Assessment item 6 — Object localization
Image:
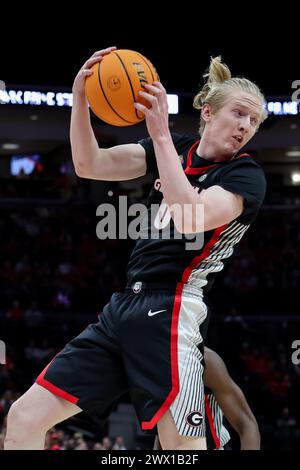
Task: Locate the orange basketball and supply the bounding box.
[85,49,159,127]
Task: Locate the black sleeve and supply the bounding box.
[216,161,267,224]
[138,133,194,175]
[137,136,156,174]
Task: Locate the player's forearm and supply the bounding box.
[240,421,261,450]
[152,135,203,232]
[70,93,100,177]
[153,135,195,204]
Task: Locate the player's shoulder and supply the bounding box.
[204,349,231,391]
[169,133,198,162]
[227,153,263,169]
[170,132,197,147]
[218,153,266,183]
[205,347,226,369]
[138,132,195,152]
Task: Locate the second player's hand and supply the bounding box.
[134,82,170,141]
[72,46,117,97]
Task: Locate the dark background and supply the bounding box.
[1,9,298,97]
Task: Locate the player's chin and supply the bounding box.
[223,141,238,157]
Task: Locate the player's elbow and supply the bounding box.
[203,203,241,231]
[74,161,90,178]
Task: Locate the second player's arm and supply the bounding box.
[204,349,261,450]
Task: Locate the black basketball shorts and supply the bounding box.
[36,282,208,437]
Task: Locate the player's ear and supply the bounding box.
[201,104,212,123]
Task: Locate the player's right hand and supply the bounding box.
[72,47,117,96]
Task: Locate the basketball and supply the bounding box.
[85,49,159,127]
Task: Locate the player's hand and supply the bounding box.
[134,82,170,141]
[72,47,117,97]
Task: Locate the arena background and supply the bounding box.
[0,13,299,451]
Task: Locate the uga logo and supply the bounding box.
[186,411,203,427]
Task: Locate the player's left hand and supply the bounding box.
[134,82,170,141]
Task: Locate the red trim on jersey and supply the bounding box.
[181,224,228,284]
[184,140,250,175]
[235,153,250,159]
[141,283,183,430]
[205,395,221,449]
[185,165,218,176]
[186,140,200,169]
[36,361,79,405]
[185,139,219,176]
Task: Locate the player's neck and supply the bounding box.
[196,136,234,163]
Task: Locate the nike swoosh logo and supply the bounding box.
[148,309,166,317]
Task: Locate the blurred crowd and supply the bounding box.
[210,315,300,449]
[0,205,132,313]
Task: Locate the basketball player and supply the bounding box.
[4,47,267,450]
[154,347,261,450]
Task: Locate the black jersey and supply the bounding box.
[126,133,266,293]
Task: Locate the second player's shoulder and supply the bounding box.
[205,347,226,370]
[204,348,232,390]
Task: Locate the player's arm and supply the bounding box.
[70,47,147,181]
[153,136,243,233]
[135,83,243,232]
[72,133,146,182]
[195,185,243,231]
[204,348,261,450]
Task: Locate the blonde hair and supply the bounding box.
[193,56,268,135]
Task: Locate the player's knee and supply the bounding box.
[6,399,49,436]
